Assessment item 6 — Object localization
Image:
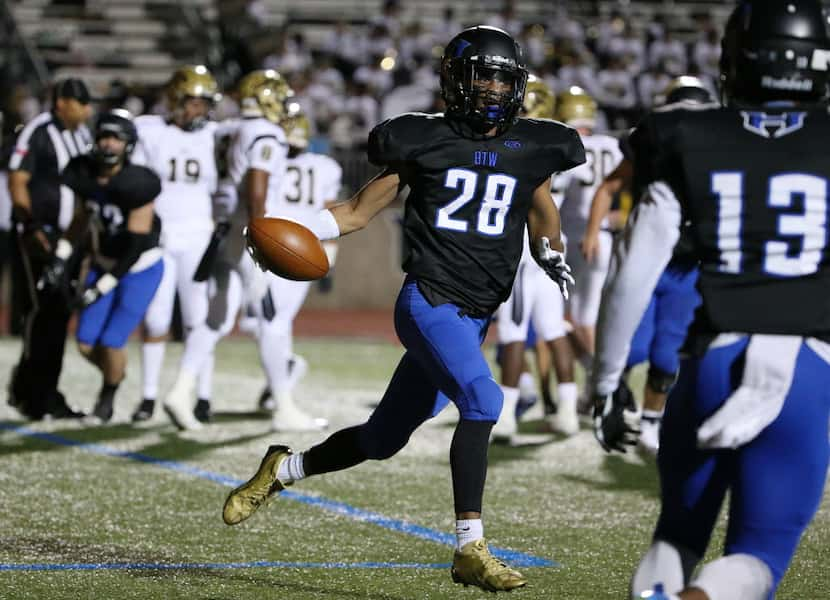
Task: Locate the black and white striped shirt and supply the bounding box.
[9,111,92,230]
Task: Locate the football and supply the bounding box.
[247,217,330,281]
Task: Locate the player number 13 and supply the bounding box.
[437,169,516,236]
[713,172,827,276]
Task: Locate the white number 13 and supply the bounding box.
[713,172,827,276]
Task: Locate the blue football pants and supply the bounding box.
[627,265,700,374]
[655,336,830,593]
[357,279,502,459]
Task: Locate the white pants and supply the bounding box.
[567,230,612,328]
[497,260,567,344]
[144,227,213,336]
[180,248,312,395]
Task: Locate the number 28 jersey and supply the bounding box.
[132,115,218,234]
[369,113,585,316]
[630,106,830,341]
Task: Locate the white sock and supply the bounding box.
[556,382,578,411]
[517,371,536,400]
[690,554,773,600]
[142,341,166,399]
[276,451,306,483]
[631,540,685,597]
[197,350,214,400]
[455,518,483,550]
[501,385,519,411]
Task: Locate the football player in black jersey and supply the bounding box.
[591,2,830,599]
[223,26,585,591]
[43,109,163,423]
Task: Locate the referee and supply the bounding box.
[7,78,92,419]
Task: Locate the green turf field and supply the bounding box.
[0,336,828,599]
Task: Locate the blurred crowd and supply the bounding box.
[1,1,724,156]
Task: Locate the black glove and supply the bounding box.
[593,387,640,453]
[37,256,68,293]
[194,221,231,282]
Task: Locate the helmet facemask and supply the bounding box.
[442,57,527,135]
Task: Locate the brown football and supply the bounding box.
[247,217,330,281]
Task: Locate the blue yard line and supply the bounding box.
[0,424,556,569]
[0,560,452,572]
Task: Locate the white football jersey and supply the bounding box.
[226,117,288,216]
[553,133,623,237]
[273,152,343,223]
[132,115,219,233]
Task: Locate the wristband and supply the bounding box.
[307,209,340,241]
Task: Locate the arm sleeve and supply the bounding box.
[592,181,682,396]
[108,232,155,279]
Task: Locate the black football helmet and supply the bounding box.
[440,26,528,135]
[720,0,830,106]
[93,108,137,166]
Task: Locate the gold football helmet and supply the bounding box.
[167,65,220,107]
[281,110,311,151]
[522,74,555,119]
[238,69,294,124]
[555,86,597,129]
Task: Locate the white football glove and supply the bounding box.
[536,237,575,300]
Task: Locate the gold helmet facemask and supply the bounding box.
[522,74,555,119]
[238,69,294,124]
[167,65,220,131]
[281,110,311,152]
[555,86,598,130]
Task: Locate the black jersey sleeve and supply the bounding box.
[529,120,586,180]
[111,165,162,210]
[367,114,424,168]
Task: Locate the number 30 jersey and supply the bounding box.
[629,105,830,341]
[369,113,585,316]
[554,133,623,238]
[132,115,218,235]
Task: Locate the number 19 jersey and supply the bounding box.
[132,115,218,235]
[629,105,830,342]
[369,113,585,316]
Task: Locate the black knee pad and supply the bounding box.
[647,366,677,394]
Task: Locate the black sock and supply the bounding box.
[99,382,120,404]
[450,419,493,515]
[303,426,368,477]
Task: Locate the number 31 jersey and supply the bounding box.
[132,115,218,234]
[273,152,342,222]
[369,113,585,316]
[630,106,830,341]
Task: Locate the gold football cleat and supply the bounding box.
[451,538,527,592]
[222,445,292,525]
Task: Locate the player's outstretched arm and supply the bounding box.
[582,158,632,261]
[591,182,680,452]
[325,169,403,237]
